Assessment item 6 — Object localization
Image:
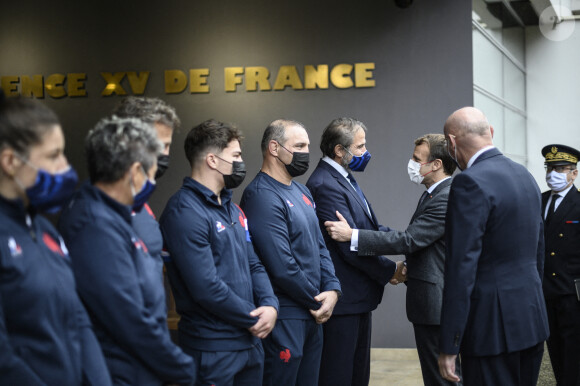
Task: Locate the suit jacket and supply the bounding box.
[358,178,452,325]
[439,148,549,357]
[542,185,580,299]
[306,159,397,315]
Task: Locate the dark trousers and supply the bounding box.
[187,343,264,386]
[262,318,322,386]
[546,295,580,386]
[461,342,544,386]
[318,313,372,386]
[413,324,461,386]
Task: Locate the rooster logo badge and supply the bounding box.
[279,348,291,363]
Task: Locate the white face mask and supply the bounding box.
[546,170,570,192]
[407,159,433,185]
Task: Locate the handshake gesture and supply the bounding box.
[324,210,407,285]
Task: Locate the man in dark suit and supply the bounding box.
[306,117,402,386]
[540,144,580,385]
[438,107,549,385]
[325,133,461,386]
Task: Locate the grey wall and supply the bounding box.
[526,26,580,189]
[0,0,472,348]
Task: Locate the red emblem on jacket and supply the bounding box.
[280,348,291,363]
[302,194,313,207]
[43,232,64,257]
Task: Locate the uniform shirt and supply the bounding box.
[241,171,341,319]
[0,195,110,386]
[159,177,278,352]
[59,182,195,386]
[132,203,163,260]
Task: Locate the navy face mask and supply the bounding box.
[25,166,79,213]
[132,166,156,212]
[346,149,372,172]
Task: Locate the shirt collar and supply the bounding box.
[427,176,452,194]
[467,145,495,169]
[183,177,232,206]
[322,156,349,179]
[552,183,573,198]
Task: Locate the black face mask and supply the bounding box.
[278,143,310,177]
[216,155,247,189]
[155,154,170,179]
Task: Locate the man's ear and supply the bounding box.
[432,158,443,172]
[0,148,22,177]
[268,140,279,157]
[334,144,345,159]
[205,152,218,169]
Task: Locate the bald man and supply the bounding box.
[437,107,549,386]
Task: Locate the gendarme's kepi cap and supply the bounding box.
[542,144,580,165]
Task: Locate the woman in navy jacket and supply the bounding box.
[0,96,111,385]
[58,116,195,386]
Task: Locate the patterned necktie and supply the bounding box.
[545,194,560,226]
[347,173,366,204]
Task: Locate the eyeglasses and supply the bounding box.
[545,165,575,173]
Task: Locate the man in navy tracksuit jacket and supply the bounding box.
[59,117,195,386]
[241,119,341,386]
[160,119,279,385]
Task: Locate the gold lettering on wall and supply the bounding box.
[101,72,127,96]
[45,74,67,98]
[1,76,20,97]
[304,65,329,89]
[126,71,150,95]
[330,64,354,89]
[189,69,210,93]
[165,70,188,94]
[273,66,303,91]
[21,75,44,98]
[68,73,87,97]
[355,63,375,88]
[224,67,244,92]
[245,67,271,92]
[0,62,375,98]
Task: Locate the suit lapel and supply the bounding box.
[410,178,452,223]
[546,185,577,236]
[318,160,376,225]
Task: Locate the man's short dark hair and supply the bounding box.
[260,119,305,155]
[184,119,242,168]
[319,117,367,158]
[112,96,180,130]
[415,133,456,176]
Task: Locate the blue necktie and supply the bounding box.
[347,173,367,208]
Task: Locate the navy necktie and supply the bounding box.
[545,194,560,226]
[417,190,429,209]
[347,173,366,204]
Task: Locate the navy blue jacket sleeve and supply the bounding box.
[67,223,194,383]
[247,242,279,310]
[317,229,343,294]
[242,189,323,310]
[75,298,111,386]
[308,179,396,285]
[440,173,489,355]
[0,291,46,386]
[161,205,260,328]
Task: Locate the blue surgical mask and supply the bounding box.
[346,149,371,172]
[25,166,79,213]
[16,155,78,213]
[131,166,156,212]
